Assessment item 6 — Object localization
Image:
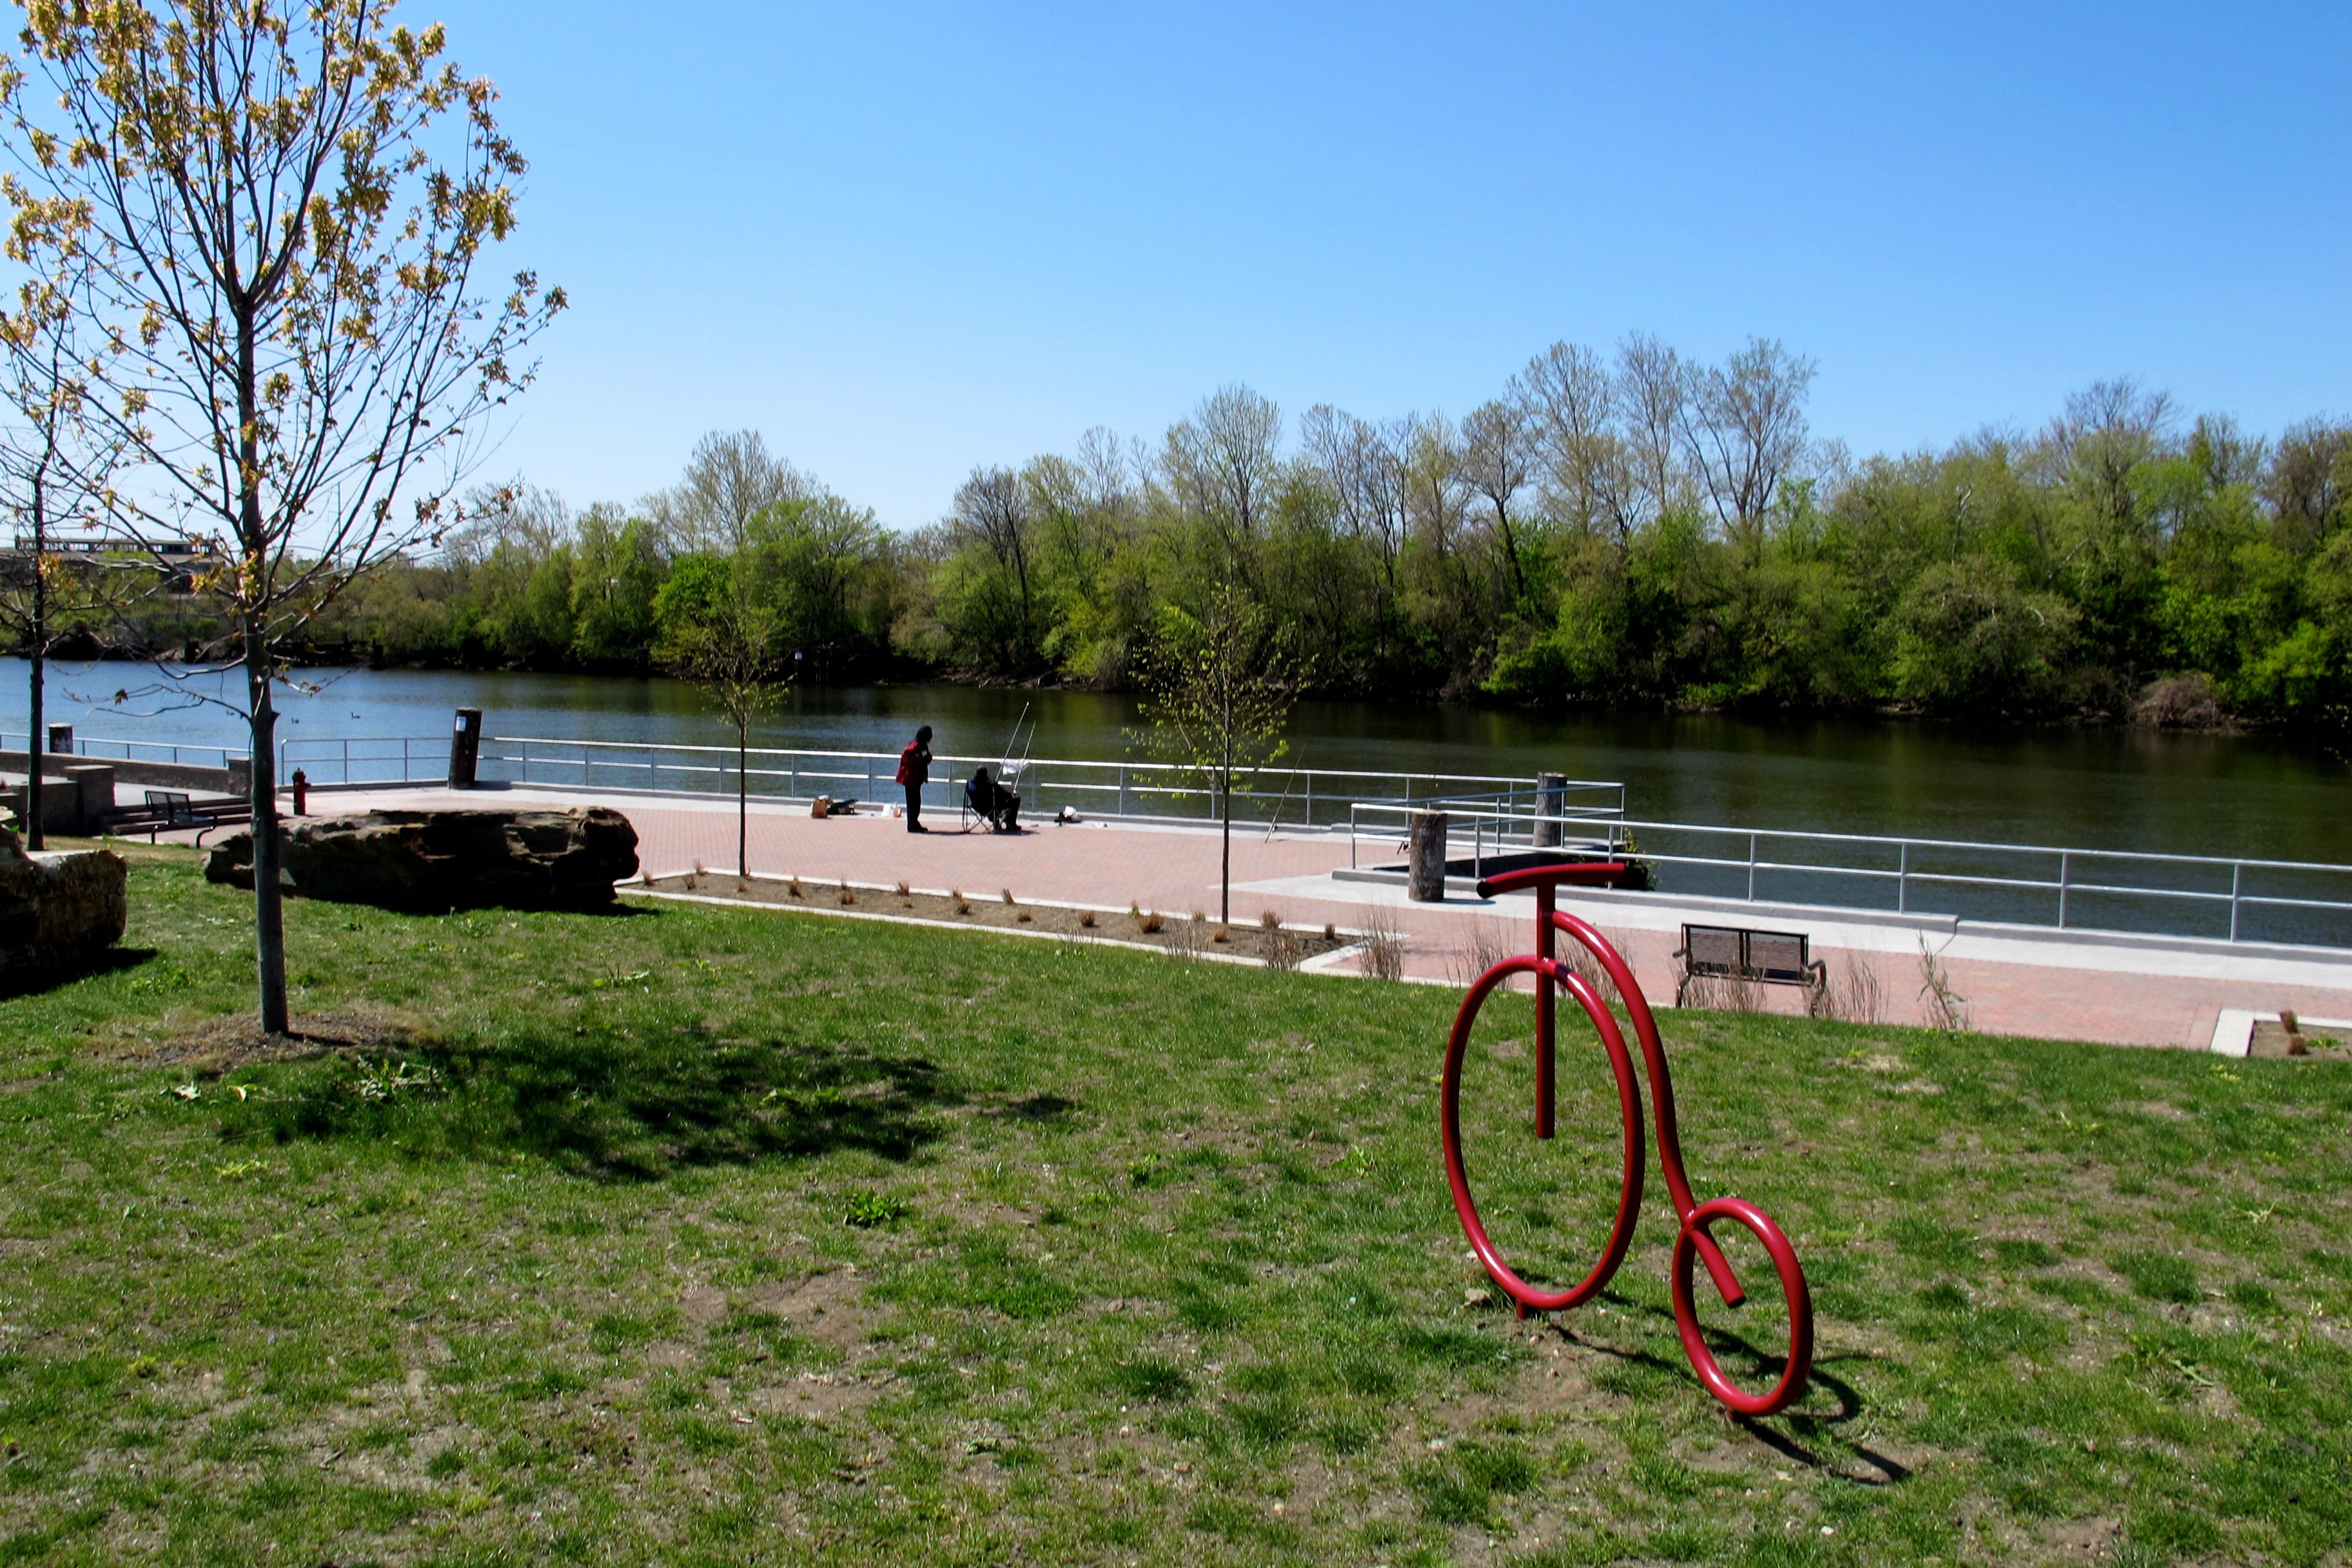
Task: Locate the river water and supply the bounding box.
[8,658,2346,868]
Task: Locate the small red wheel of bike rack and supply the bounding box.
[1669,1197,1814,1416]
[1442,955,1645,1315]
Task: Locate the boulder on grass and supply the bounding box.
[204,808,639,912]
[0,825,128,969]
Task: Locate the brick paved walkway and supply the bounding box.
[185,783,2352,1052]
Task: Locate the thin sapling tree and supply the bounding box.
[1132,582,1295,926]
[0,269,124,847]
[658,556,785,879]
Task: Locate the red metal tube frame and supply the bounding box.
[1438,862,1815,1416]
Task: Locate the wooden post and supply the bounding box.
[1408,810,1448,902]
[1535,772,1567,848]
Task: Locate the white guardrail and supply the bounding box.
[1346,799,2352,949]
[3,730,247,770]
[270,733,1628,833]
[23,727,2348,947]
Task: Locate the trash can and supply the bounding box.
[448,708,483,788]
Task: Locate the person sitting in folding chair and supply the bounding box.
[965,765,1020,832]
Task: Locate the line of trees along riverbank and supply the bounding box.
[186,338,2352,725]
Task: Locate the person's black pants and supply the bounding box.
[904,783,923,830]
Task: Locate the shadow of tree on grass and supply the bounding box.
[234,1019,959,1179]
[0,946,158,1000]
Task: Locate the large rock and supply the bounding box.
[204,808,640,912]
[0,825,128,969]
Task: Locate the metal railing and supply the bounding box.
[1357,776,1627,820]
[3,730,246,770]
[1348,799,1624,879]
[272,733,1625,834]
[274,734,442,786]
[21,727,2351,947]
[1346,799,2352,949]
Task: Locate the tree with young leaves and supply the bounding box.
[0,265,123,848]
[3,0,562,1031]
[655,556,783,880]
[1132,582,1293,926]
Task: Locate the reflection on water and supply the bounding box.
[5,659,2346,867]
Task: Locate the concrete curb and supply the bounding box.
[2208,1008,2352,1056]
[616,872,1398,979]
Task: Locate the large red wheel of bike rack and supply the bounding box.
[1669,1197,1814,1416]
[1442,956,1645,1314]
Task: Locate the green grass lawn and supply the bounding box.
[3,851,2349,1567]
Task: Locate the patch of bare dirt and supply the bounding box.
[747,1266,874,1353]
[634,873,1352,967]
[95,1006,433,1071]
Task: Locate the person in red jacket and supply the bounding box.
[896,725,934,832]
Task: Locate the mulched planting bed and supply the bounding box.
[634,870,1357,966]
[99,1006,433,1070]
[2249,1017,2350,1059]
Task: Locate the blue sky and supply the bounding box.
[433,1,2350,530]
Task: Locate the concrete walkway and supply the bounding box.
[179,783,2352,1052]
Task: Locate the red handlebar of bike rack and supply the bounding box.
[1474,862,1638,899]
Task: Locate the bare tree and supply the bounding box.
[437,481,571,573]
[1616,333,1696,526]
[1680,337,1819,548]
[1514,341,1633,540]
[1074,425,1148,522]
[1302,405,1410,596]
[1403,413,1471,564]
[949,464,1039,670]
[2266,418,2352,552]
[1459,398,1534,600]
[1302,404,1413,663]
[2043,378,2178,536]
[649,430,810,554]
[5,0,563,1032]
[1164,386,1281,580]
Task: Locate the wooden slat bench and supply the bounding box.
[1674,923,1827,1009]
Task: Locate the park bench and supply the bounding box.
[115,789,248,846]
[1674,923,1827,1009]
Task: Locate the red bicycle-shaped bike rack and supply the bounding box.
[1442,863,1814,1416]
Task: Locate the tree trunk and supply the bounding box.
[1496,503,1524,601]
[737,723,748,877]
[1219,776,1231,926]
[246,619,288,1034]
[25,646,43,852]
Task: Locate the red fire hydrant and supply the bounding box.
[291,769,309,817]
